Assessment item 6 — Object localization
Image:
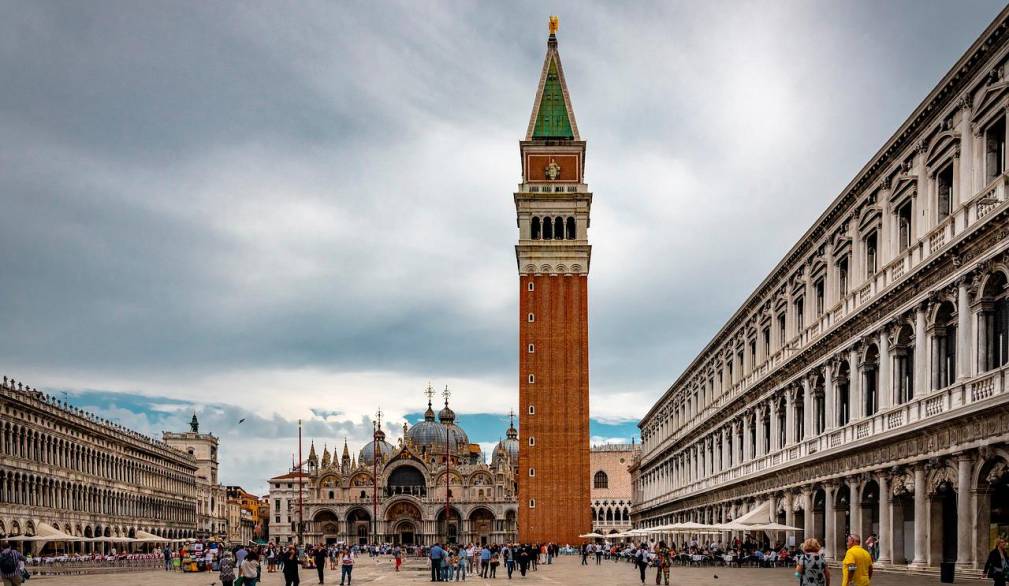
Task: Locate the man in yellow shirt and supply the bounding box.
[842,533,874,586]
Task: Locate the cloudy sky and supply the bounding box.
[1,1,1005,493]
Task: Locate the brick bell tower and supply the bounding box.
[515,16,592,545]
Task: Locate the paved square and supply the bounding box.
[27,556,982,585]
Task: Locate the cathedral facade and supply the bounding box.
[268,394,518,546]
[515,20,592,546]
[633,7,1009,575]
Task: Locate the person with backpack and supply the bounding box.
[0,542,26,586]
[634,543,650,584]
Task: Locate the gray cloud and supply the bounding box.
[2,1,1006,438]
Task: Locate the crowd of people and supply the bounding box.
[424,542,559,581]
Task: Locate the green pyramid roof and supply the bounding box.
[532,58,574,139]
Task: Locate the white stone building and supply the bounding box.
[0,377,198,552]
[163,414,228,540]
[633,7,1009,574]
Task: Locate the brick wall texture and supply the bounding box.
[517,273,591,545]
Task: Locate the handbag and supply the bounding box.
[235,577,245,586]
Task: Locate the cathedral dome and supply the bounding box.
[492,414,519,467]
[359,426,395,466]
[407,400,449,453]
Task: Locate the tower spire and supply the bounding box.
[526,18,578,141]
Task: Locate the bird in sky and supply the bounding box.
[238,418,246,424]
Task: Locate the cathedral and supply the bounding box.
[267,390,518,546]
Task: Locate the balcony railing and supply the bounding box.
[636,364,1008,508]
[641,174,1009,463]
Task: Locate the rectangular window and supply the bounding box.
[762,327,770,356]
[528,437,535,446]
[528,499,536,508]
[749,341,756,365]
[865,231,878,276]
[527,374,535,383]
[937,163,953,222]
[777,314,786,345]
[897,201,912,252]
[528,468,535,477]
[274,499,280,511]
[986,116,1006,183]
[814,278,825,315]
[795,297,805,331]
[528,405,535,415]
[528,343,535,353]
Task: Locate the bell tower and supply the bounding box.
[515,17,592,545]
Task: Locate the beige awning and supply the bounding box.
[733,500,771,525]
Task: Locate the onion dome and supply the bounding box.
[492,411,519,467]
[407,397,449,452]
[439,396,469,448]
[359,426,395,466]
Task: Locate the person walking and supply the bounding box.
[456,547,468,581]
[0,542,25,586]
[480,546,492,578]
[429,542,445,582]
[654,541,671,586]
[281,544,302,586]
[581,543,589,566]
[796,538,830,586]
[502,544,513,579]
[595,543,603,565]
[240,551,261,586]
[393,545,402,573]
[841,534,873,586]
[162,545,173,572]
[489,550,499,578]
[634,543,650,584]
[338,547,354,586]
[985,537,1009,586]
[313,544,328,584]
[219,550,236,586]
[517,545,530,577]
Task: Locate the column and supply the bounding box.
[802,379,813,440]
[879,328,892,410]
[914,303,928,399]
[849,346,862,421]
[824,483,836,559]
[956,452,973,567]
[742,413,752,461]
[755,405,766,456]
[802,487,814,541]
[785,388,796,445]
[958,277,972,380]
[722,428,730,470]
[878,471,892,565]
[850,477,864,546]
[958,98,973,207]
[770,399,781,452]
[912,465,927,567]
[824,362,836,431]
[784,492,795,547]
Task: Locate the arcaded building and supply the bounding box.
[0,377,198,551]
[634,7,1009,574]
[515,19,592,546]
[267,394,518,546]
[590,444,638,536]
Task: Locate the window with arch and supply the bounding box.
[554,217,564,239]
[528,468,535,477]
[531,217,541,240]
[527,313,535,322]
[528,343,535,353]
[528,499,536,508]
[527,374,535,384]
[594,470,609,489]
[542,217,553,240]
[528,405,535,415]
[528,437,535,446]
[566,216,576,239]
[527,282,535,292]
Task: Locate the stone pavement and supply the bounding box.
[28,555,984,585]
